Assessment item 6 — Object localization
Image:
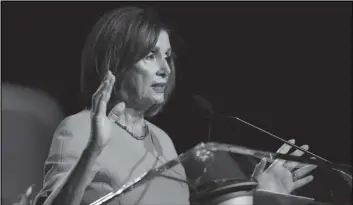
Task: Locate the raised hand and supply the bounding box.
[13,185,35,205]
[252,139,317,194]
[90,70,125,149]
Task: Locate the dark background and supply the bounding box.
[1,1,352,202]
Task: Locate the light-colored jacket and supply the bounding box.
[34,110,190,205]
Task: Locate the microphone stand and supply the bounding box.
[207,118,212,142]
[219,114,352,187]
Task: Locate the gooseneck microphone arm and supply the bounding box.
[193,94,337,165]
[221,114,352,184]
[192,94,351,185]
[222,114,334,164]
[192,95,214,142]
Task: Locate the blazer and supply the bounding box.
[34,110,190,205]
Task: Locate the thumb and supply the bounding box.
[108,102,125,122]
[25,185,34,197]
[21,185,34,203]
[252,158,267,180]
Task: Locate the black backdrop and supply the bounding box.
[2,2,352,165]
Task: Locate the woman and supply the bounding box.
[33,6,316,205]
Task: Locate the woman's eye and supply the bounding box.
[145,53,156,60]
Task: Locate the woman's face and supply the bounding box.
[121,30,172,108]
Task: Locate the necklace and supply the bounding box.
[115,120,150,140]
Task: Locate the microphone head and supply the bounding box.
[192,94,214,119]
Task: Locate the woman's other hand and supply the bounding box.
[13,185,35,205]
[90,70,124,149]
[252,139,317,194]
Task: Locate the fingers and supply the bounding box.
[283,144,309,171]
[290,144,309,157]
[108,101,126,122]
[104,72,115,101]
[269,139,295,168]
[293,164,317,180]
[92,70,116,117]
[293,175,314,190]
[276,139,295,154]
[25,185,33,197]
[92,81,109,117]
[17,185,35,205]
[17,195,28,205]
[252,158,267,179]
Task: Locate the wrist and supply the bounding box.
[86,140,105,157]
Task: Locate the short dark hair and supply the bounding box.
[80,6,176,117]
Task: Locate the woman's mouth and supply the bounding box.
[151,83,166,93]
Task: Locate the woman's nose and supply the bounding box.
[157,59,171,78]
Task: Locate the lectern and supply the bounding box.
[89,142,352,205]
